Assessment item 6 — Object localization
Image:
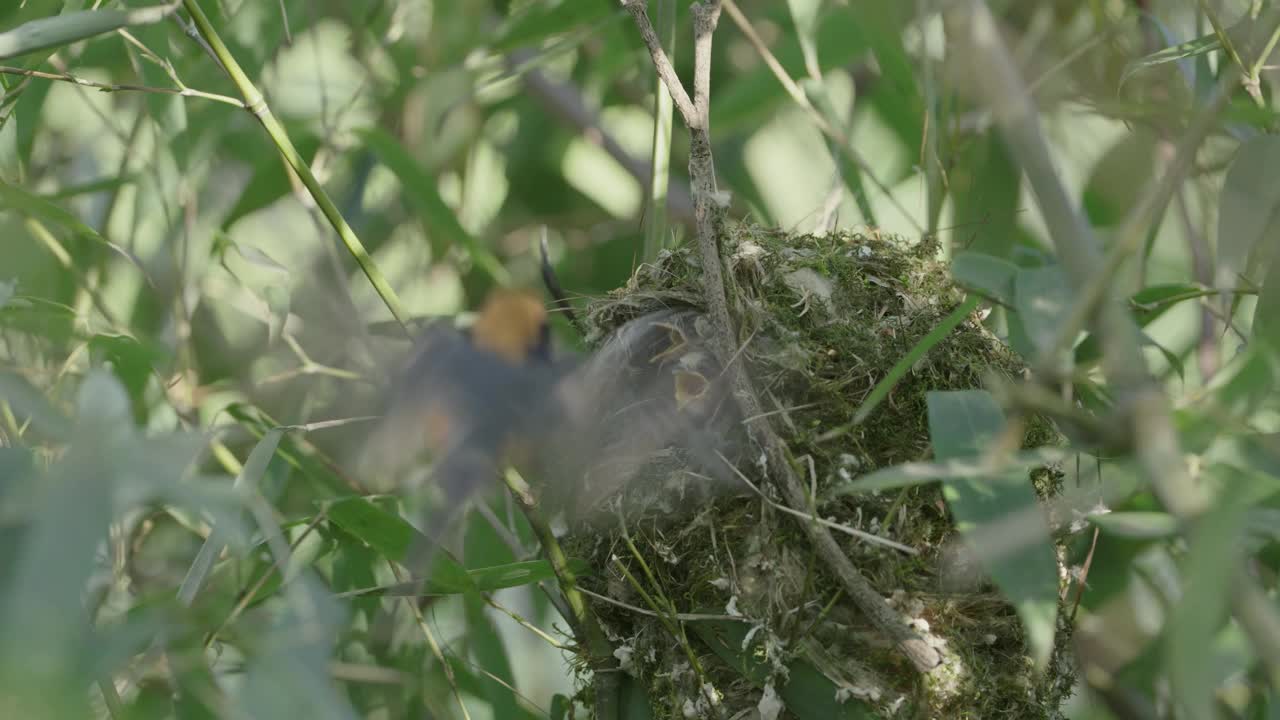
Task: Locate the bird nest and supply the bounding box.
[562,221,1075,719]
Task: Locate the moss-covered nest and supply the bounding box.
[563,221,1074,719]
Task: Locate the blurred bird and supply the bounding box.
[360,288,740,607]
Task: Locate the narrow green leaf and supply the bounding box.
[177,429,284,607]
[325,496,473,593]
[1216,136,1280,304]
[926,390,1059,670]
[1119,28,1225,87]
[1089,511,1179,539]
[786,0,823,77]
[830,447,1073,496]
[1168,472,1250,720]
[495,0,613,51]
[0,4,179,60]
[465,591,528,720]
[1253,247,1280,352]
[848,295,981,426]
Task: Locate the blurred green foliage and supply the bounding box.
[2,1,1280,718]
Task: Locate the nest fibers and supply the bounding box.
[563,222,1075,719]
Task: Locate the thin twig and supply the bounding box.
[0,65,243,106]
[620,0,698,126]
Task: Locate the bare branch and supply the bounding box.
[620,0,698,127]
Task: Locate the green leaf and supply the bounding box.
[0,369,72,439]
[926,390,1059,670]
[1254,247,1280,352]
[1089,511,1179,539]
[177,429,284,607]
[1168,471,1250,720]
[951,252,1017,305]
[465,591,529,720]
[950,135,1020,258]
[1216,136,1280,304]
[786,0,823,78]
[467,558,591,591]
[1119,28,1223,87]
[830,447,1073,495]
[325,496,473,593]
[1075,283,1218,366]
[1082,131,1157,227]
[849,294,981,426]
[357,127,509,284]
[0,5,179,60]
[619,675,655,720]
[1014,265,1072,357]
[495,0,614,51]
[88,333,169,423]
[690,618,874,719]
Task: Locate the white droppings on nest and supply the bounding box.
[783,267,835,314]
[835,681,881,704]
[733,240,766,262]
[613,644,636,675]
[757,683,784,720]
[725,596,742,617]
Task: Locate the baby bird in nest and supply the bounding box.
[360,288,739,587]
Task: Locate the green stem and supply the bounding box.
[502,470,620,719]
[180,0,410,332]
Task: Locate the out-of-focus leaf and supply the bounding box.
[1254,247,1280,352]
[357,127,508,284]
[1119,27,1225,87]
[235,577,359,720]
[495,0,614,51]
[1014,265,1072,358]
[690,617,874,719]
[926,390,1058,670]
[177,429,283,607]
[325,495,473,593]
[88,333,169,423]
[830,447,1073,495]
[949,135,1020,258]
[1082,131,1157,227]
[1217,136,1280,304]
[951,252,1017,305]
[0,372,126,717]
[786,0,823,77]
[1177,344,1278,452]
[0,5,178,60]
[1076,283,1215,366]
[1089,511,1178,539]
[464,591,529,720]
[713,8,869,133]
[850,3,922,160]
[1168,470,1249,720]
[337,558,590,597]
[0,178,147,275]
[0,370,72,439]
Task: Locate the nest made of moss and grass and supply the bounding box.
[563,221,1072,719]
